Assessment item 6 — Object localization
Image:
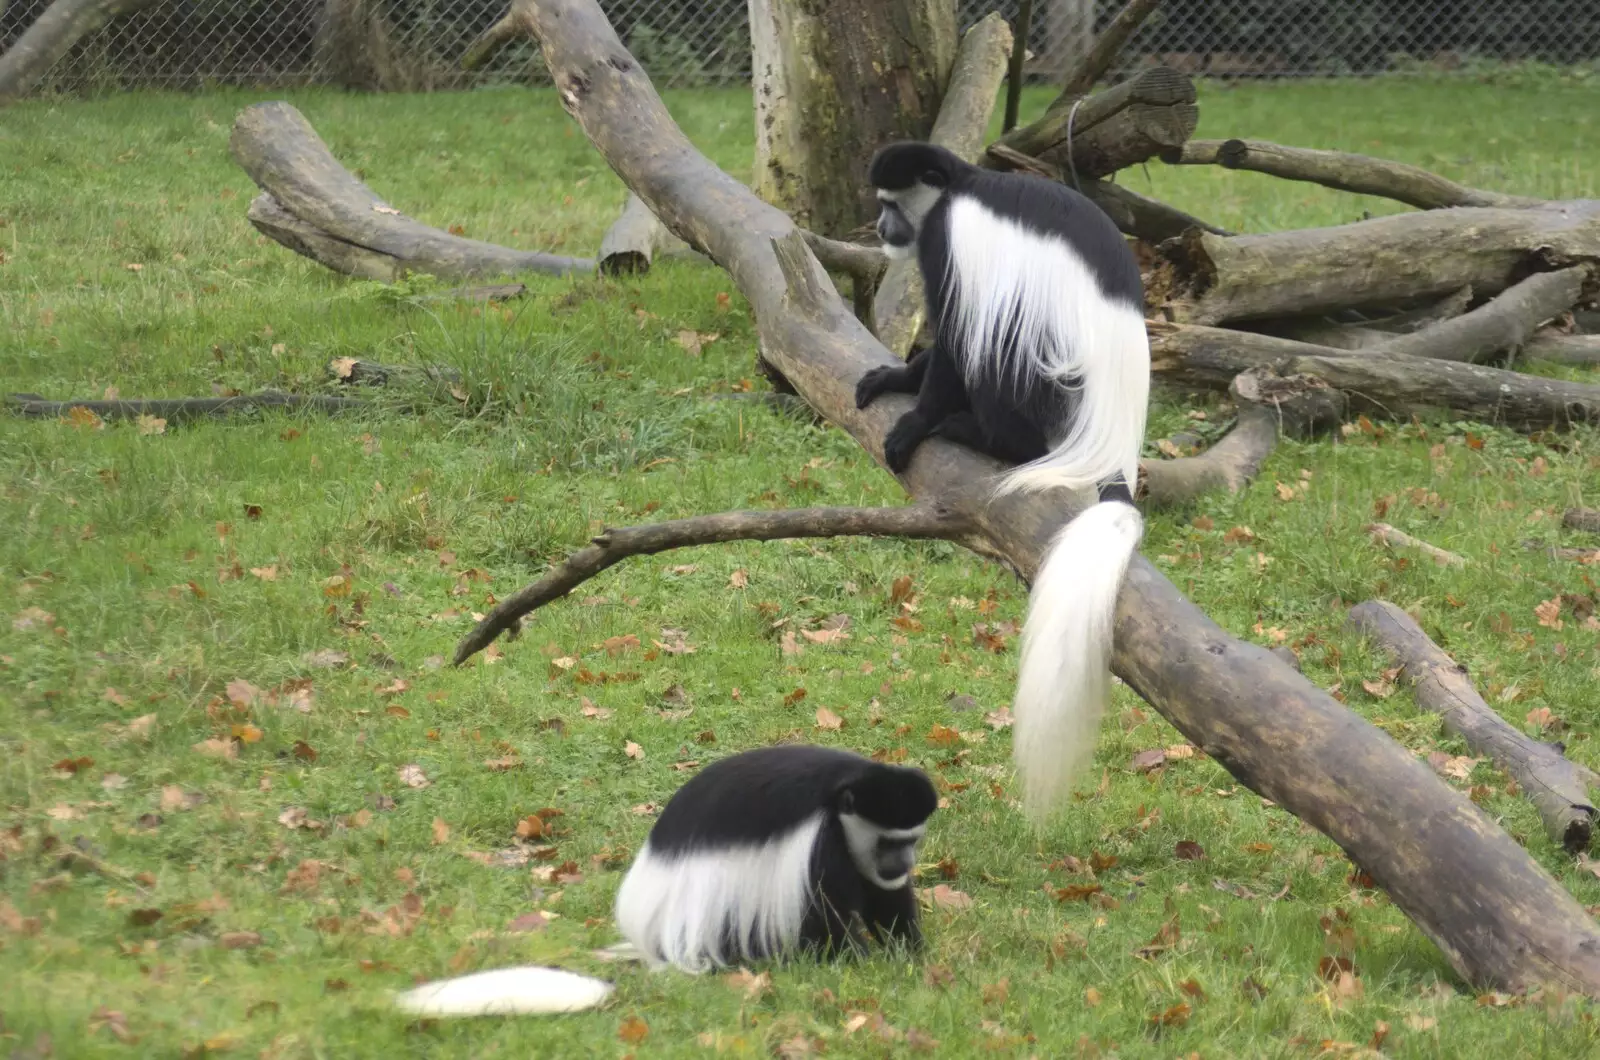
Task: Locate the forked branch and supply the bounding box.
[454,504,973,663]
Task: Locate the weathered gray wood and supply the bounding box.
[598,193,668,275]
[6,391,365,422]
[0,0,159,105]
[501,0,1600,997]
[1153,201,1600,326]
[1566,508,1600,534]
[1375,267,1589,363]
[1523,332,1600,367]
[1148,322,1600,430]
[230,101,594,281]
[1166,139,1544,211]
[1349,601,1597,853]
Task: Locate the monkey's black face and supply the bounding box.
[874,184,943,262]
[876,199,917,258]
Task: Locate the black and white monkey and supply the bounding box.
[614,745,938,972]
[858,141,1150,819]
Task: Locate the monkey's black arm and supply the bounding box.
[863,883,923,952]
[880,343,971,473]
[854,345,931,409]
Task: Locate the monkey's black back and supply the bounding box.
[647,745,934,853]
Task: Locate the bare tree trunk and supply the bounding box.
[749,0,957,238]
[314,0,404,91]
[0,0,159,104]
[1035,0,1094,83]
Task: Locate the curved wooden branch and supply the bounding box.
[454,504,972,663]
[461,0,532,70]
[0,0,159,105]
[1056,0,1163,101]
[1374,266,1589,363]
[515,0,1600,996]
[1164,139,1544,211]
[1154,201,1600,326]
[1349,601,1597,853]
[988,65,1198,181]
[1001,0,1033,134]
[1366,523,1468,568]
[230,101,594,281]
[875,12,1013,355]
[6,391,365,423]
[1138,370,1342,507]
[1149,322,1600,431]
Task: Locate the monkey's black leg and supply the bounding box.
[881,344,969,474]
[862,882,923,954]
[854,347,931,410]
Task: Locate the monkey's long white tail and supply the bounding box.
[1011,499,1143,819]
[394,965,614,1017]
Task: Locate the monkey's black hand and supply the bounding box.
[881,412,930,473]
[854,366,903,410]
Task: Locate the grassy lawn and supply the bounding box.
[3,74,1600,1057]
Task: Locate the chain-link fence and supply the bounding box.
[6,0,1600,96]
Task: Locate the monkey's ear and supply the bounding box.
[837,788,856,815]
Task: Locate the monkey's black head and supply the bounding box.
[835,763,938,890]
[868,142,964,261]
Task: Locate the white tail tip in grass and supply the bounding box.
[394,965,614,1017]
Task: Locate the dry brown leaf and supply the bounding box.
[12,607,55,632]
[397,764,430,788]
[136,414,167,435]
[723,967,773,999]
[193,737,237,760]
[984,705,1014,730]
[617,1016,650,1044]
[815,706,844,731]
[624,741,645,760]
[1535,597,1564,630]
[1084,986,1103,1007]
[728,569,748,589]
[1130,748,1167,773]
[1361,677,1395,699]
[928,884,972,910]
[1174,840,1206,860]
[220,931,262,949]
[674,330,720,356]
[431,817,451,845]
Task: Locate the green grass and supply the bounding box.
[3,76,1600,1058]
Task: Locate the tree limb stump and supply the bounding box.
[1164,139,1544,211]
[1148,322,1600,430]
[515,0,1600,996]
[231,101,594,281]
[1348,601,1598,854]
[1138,371,1341,507]
[455,504,973,663]
[1373,266,1589,364]
[598,193,673,275]
[1566,509,1600,534]
[1153,201,1600,326]
[873,12,1013,356]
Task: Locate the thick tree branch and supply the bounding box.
[598,193,672,275]
[1523,331,1600,367]
[0,0,160,105]
[231,102,594,281]
[1349,601,1597,853]
[1374,266,1589,363]
[455,504,972,663]
[1366,523,1468,568]
[1566,509,1600,534]
[6,391,365,422]
[1149,322,1600,430]
[874,13,1013,356]
[1153,201,1600,326]
[1001,0,1033,134]
[512,0,1600,996]
[461,0,532,70]
[1138,370,1341,506]
[1164,139,1544,211]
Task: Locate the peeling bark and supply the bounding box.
[749,0,957,238]
[508,0,1600,996]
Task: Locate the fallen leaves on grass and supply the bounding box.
[723,967,773,999]
[397,764,430,788]
[814,706,844,731]
[617,1016,649,1044]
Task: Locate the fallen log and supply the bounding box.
[598,193,670,276]
[1348,601,1598,853]
[1054,0,1163,102]
[874,12,1013,355]
[1138,370,1341,507]
[328,359,463,386]
[0,0,160,105]
[1164,139,1544,211]
[1373,267,1589,364]
[1152,200,1600,326]
[1148,322,1600,430]
[1522,540,1600,564]
[989,65,1198,182]
[246,193,405,283]
[1522,331,1600,367]
[489,0,1600,996]
[231,101,594,281]
[6,390,365,423]
[1567,509,1600,534]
